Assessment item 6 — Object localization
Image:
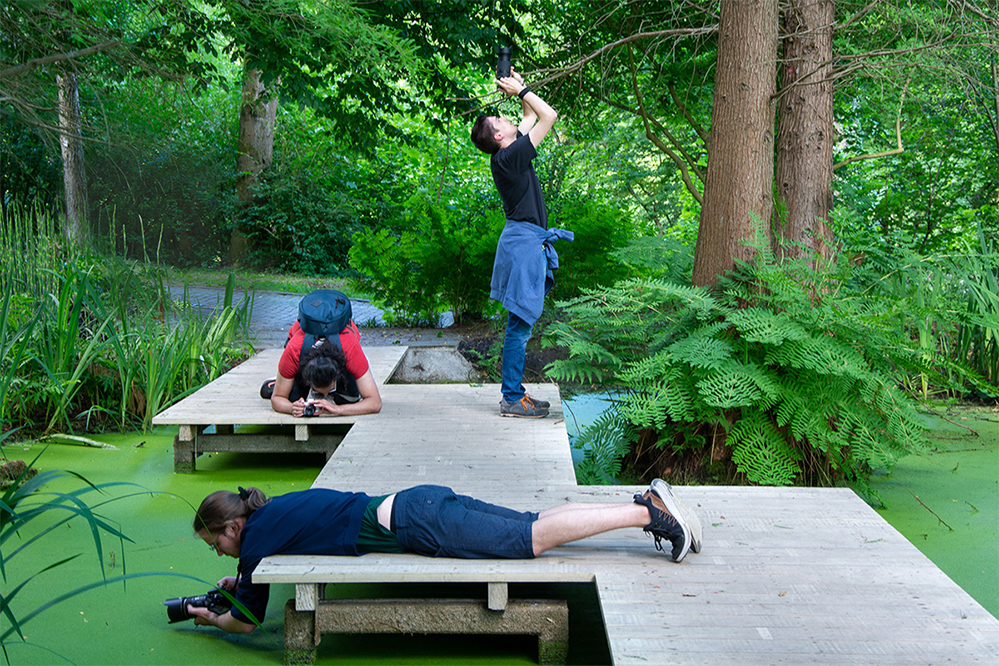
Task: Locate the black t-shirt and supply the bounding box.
[231,489,370,624]
[490,133,548,229]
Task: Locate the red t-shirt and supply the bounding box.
[278,321,370,381]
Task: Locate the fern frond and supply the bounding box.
[695,361,775,408]
[765,336,869,378]
[573,407,637,485]
[619,369,696,426]
[729,411,801,485]
[727,309,809,345]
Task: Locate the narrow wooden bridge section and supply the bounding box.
[159,346,999,663]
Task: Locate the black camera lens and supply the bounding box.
[164,594,209,623]
[497,46,512,78]
[164,589,233,623]
[304,404,317,417]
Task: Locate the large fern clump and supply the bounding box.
[546,246,963,486]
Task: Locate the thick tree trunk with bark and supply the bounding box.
[692,0,779,288]
[57,71,89,248]
[773,0,835,264]
[231,68,277,264]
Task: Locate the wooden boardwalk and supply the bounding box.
[152,346,408,471]
[159,346,999,663]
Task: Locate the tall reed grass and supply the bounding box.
[0,208,253,436]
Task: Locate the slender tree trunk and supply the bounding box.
[773,0,835,265]
[57,71,89,248]
[692,0,779,288]
[230,68,277,264]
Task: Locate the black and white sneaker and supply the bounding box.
[656,479,702,554]
[634,479,692,562]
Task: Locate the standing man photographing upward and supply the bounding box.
[471,68,572,419]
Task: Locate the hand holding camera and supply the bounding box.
[163,589,234,623]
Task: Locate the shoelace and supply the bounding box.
[635,493,678,551]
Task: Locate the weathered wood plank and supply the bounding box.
[259,483,999,664]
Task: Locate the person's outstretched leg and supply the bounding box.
[531,502,648,555]
[532,481,696,562]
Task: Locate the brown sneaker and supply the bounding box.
[500,397,549,418]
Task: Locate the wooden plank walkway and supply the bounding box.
[168,345,999,662]
[255,379,999,665]
[152,346,407,471]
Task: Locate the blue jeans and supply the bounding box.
[501,312,533,403]
[392,485,537,559]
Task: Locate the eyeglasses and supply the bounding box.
[205,534,224,555]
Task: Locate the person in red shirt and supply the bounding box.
[268,320,382,417]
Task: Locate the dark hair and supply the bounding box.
[193,487,270,535]
[299,339,348,389]
[470,115,499,155]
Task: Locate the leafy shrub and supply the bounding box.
[349,193,504,325]
[548,200,634,301]
[571,408,638,485]
[234,169,367,275]
[545,241,974,487]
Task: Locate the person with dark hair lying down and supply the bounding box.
[266,320,381,417]
[184,480,703,633]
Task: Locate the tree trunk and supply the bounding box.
[231,68,277,264]
[57,71,89,248]
[692,0,779,288]
[773,0,835,265]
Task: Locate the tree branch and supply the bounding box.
[834,76,910,170]
[0,41,122,80]
[528,26,718,89]
[626,45,704,204]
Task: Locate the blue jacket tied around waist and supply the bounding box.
[490,221,574,326]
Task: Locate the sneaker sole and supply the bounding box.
[674,496,703,554]
[499,411,549,418]
[650,479,692,562]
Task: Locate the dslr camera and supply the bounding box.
[163,588,233,623]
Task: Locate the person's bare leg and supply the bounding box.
[531,503,649,556]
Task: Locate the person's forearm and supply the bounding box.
[520,97,538,130]
[522,90,556,126]
[213,611,256,634]
[323,394,381,416]
[270,395,295,415]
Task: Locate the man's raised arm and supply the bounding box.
[497,72,557,149]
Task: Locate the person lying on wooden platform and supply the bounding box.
[259,289,381,418]
[263,323,382,418]
[184,481,703,634]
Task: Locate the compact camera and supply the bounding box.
[163,588,234,623]
[304,403,318,417]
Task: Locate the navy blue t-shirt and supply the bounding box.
[231,488,370,624]
[490,133,548,229]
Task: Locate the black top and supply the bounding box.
[490,133,548,229]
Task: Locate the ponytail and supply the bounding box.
[193,487,269,535]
